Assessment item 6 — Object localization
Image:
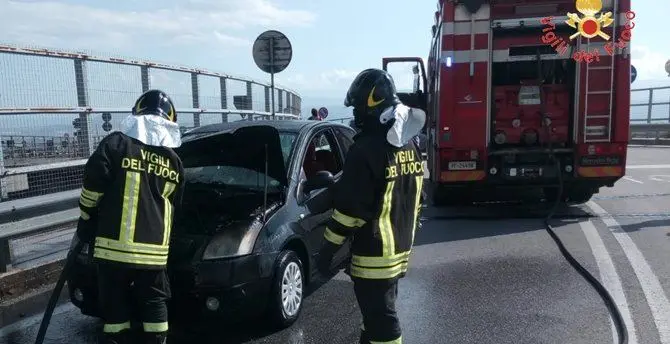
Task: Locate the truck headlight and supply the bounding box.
[201,223,261,260]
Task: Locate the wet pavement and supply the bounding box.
[2,147,670,344]
[0,206,626,344]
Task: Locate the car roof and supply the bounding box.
[182,119,351,138]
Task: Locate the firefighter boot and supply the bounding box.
[97,330,131,344]
[143,331,168,344]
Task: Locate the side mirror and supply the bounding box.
[303,170,334,193]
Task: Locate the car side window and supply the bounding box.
[333,127,355,158]
[301,130,344,181]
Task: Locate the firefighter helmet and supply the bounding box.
[344,68,401,130]
[344,68,401,112]
[132,89,177,123]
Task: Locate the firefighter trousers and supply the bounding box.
[352,277,402,344]
[97,263,171,339]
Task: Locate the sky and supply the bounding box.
[0,0,669,123]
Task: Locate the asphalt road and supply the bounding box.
[2,146,670,344]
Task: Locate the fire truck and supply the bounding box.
[384,0,632,205]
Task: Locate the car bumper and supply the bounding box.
[168,252,277,320]
[66,247,277,320]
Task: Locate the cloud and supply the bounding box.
[278,69,360,94]
[278,63,427,97]
[0,0,316,52]
[631,44,668,80]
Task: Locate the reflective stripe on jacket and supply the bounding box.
[78,132,184,269]
[324,131,424,280]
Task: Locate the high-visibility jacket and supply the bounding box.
[323,131,424,280]
[78,132,184,269]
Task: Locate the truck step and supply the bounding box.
[588,66,613,70]
[585,115,611,119]
[587,90,612,95]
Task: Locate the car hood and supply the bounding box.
[177,125,288,186]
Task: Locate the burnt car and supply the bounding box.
[66,120,356,328]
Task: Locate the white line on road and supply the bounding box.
[587,201,670,343]
[580,220,638,344]
[650,175,670,183]
[622,176,644,184]
[626,164,670,169]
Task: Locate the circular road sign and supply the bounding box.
[102,112,112,122]
[318,107,329,119]
[631,65,637,84]
[102,121,112,132]
[666,59,670,76]
[252,30,293,74]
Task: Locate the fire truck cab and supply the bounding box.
[383,0,632,206]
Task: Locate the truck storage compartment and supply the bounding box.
[490,47,577,149]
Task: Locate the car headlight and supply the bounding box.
[201,222,262,261]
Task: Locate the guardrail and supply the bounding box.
[0,208,77,272]
[629,123,670,145]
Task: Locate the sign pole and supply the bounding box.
[270,36,276,119]
[252,30,292,119]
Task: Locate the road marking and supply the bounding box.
[622,176,644,184]
[587,201,670,343]
[626,164,670,170]
[650,175,670,183]
[0,302,77,337]
[580,220,638,344]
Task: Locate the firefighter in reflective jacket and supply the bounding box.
[76,89,184,344]
[317,68,426,344]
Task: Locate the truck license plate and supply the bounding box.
[448,161,476,170]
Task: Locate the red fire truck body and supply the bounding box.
[384,0,632,205]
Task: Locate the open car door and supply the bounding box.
[382,57,428,112]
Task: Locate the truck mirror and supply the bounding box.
[432,25,437,36]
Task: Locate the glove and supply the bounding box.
[342,254,352,276]
[76,217,97,244]
[317,241,340,276]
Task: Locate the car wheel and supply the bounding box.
[267,250,304,329]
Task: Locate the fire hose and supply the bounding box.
[33,241,85,344]
[537,54,628,343]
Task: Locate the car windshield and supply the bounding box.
[183,132,297,191]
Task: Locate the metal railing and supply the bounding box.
[630,86,670,123]
[628,86,670,144]
[0,44,303,202]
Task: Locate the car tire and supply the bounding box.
[267,250,304,329]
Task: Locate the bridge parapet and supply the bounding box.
[0,44,302,202]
